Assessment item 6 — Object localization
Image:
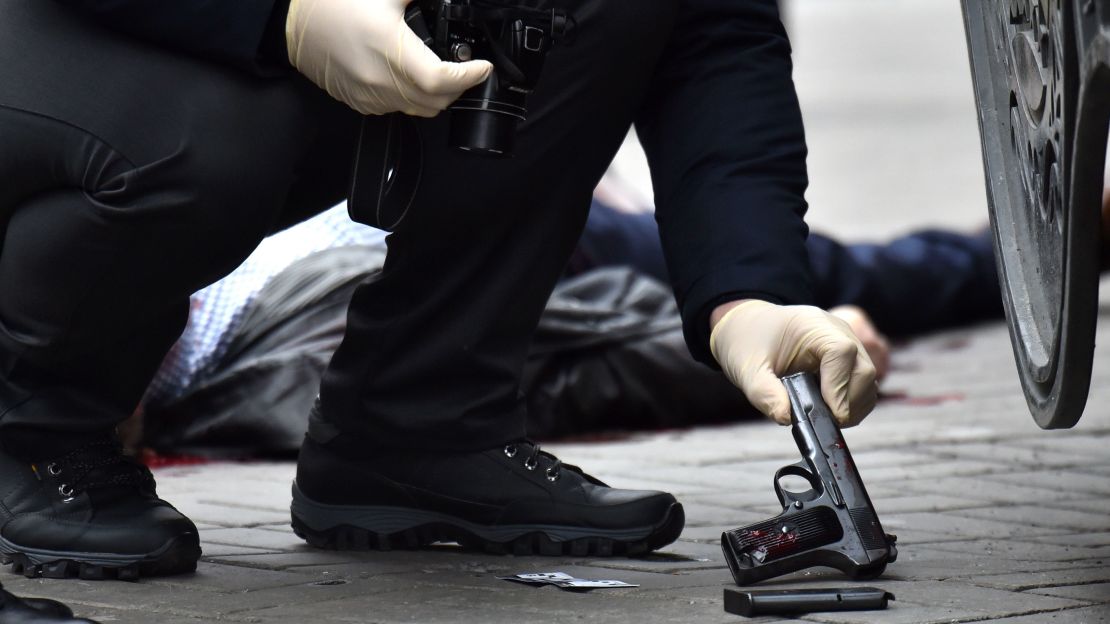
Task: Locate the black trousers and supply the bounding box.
[0,0,681,451]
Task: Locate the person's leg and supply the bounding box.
[568,200,670,282]
[318,1,680,448]
[807,229,1003,336]
[573,196,1003,338]
[296,0,687,556]
[0,0,357,579]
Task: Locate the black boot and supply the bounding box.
[11,595,72,620]
[0,585,98,623]
[292,412,684,556]
[0,438,201,581]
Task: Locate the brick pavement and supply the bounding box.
[7,296,1110,622]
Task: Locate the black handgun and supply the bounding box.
[721,372,897,585]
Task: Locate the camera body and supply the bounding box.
[349,1,572,231]
[408,0,572,156]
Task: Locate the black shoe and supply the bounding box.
[12,594,71,620]
[0,587,98,623]
[0,440,201,581]
[291,435,684,556]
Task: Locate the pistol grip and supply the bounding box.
[721,506,843,585]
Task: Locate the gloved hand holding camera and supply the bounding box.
[710,299,878,428]
[285,0,494,116]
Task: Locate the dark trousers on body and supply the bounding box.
[575,203,1004,337]
[0,0,682,451]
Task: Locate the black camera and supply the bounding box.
[407,0,573,156]
[349,1,573,231]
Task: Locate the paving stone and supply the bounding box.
[958,565,1110,591]
[981,470,1110,498]
[143,561,317,593]
[677,497,774,528]
[286,556,538,579]
[199,543,280,558]
[66,606,240,624]
[880,546,1077,582]
[220,546,579,575]
[900,476,1089,505]
[238,580,791,624]
[207,550,420,571]
[1053,499,1110,516]
[383,565,730,594]
[925,442,1087,469]
[1029,533,1110,548]
[924,538,1110,563]
[973,605,1110,622]
[801,604,993,624]
[998,433,1110,458]
[644,457,798,483]
[1028,583,1110,603]
[250,523,298,533]
[850,460,1002,484]
[170,500,292,527]
[201,526,312,551]
[583,541,730,574]
[876,528,967,546]
[850,450,947,471]
[550,428,800,466]
[950,506,1110,533]
[703,490,786,511]
[872,494,989,515]
[188,482,295,511]
[2,573,405,620]
[679,526,738,544]
[1069,464,1110,478]
[156,462,295,491]
[842,580,1085,618]
[881,512,1072,541]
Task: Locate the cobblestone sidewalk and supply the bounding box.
[7,291,1110,623]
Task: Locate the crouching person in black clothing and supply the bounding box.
[0,0,876,579]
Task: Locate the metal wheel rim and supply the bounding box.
[962,0,1104,428]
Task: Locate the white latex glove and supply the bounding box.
[286,0,494,116]
[710,299,878,427]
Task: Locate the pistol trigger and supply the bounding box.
[772,475,790,508]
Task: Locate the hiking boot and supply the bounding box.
[0,586,98,623]
[291,435,684,556]
[0,439,201,581]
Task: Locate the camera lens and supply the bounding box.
[448,73,526,157]
[449,109,518,156]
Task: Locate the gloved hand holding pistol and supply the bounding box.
[710,299,878,427]
[286,0,493,116]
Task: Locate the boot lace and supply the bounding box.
[503,442,563,482]
[41,440,154,499]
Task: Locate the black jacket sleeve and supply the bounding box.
[52,0,292,73]
[635,0,813,366]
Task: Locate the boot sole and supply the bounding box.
[290,481,685,556]
[0,533,201,581]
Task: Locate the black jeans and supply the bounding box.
[0,0,681,451]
